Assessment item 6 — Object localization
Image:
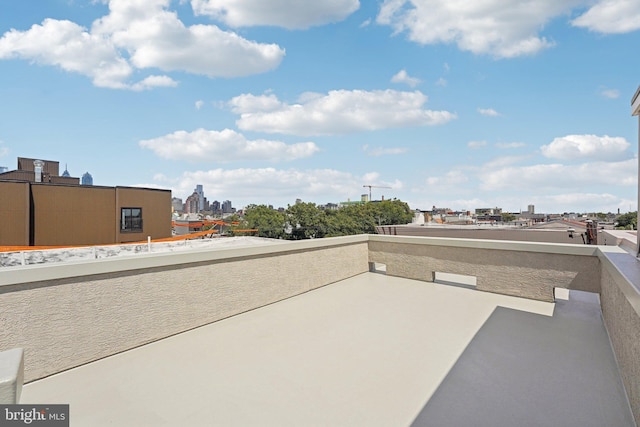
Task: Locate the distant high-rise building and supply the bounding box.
[222,200,233,213]
[195,185,204,211]
[0,166,7,173]
[61,164,71,177]
[81,172,93,186]
[185,192,200,213]
[171,197,183,213]
[528,204,535,214]
[211,200,220,213]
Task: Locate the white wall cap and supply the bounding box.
[0,235,369,288]
[369,234,603,256]
[0,348,24,404]
[598,250,640,318]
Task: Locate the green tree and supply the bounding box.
[325,207,364,236]
[365,199,413,230]
[325,199,412,235]
[616,211,637,230]
[501,213,516,222]
[286,202,328,239]
[242,205,287,239]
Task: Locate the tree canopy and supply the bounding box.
[242,204,287,239]
[501,213,516,223]
[239,199,413,239]
[615,211,637,230]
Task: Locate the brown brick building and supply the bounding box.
[0,158,171,246]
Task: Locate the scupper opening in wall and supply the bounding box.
[433,272,477,289]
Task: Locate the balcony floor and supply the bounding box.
[20,273,634,426]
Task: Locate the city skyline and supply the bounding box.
[0,1,639,213]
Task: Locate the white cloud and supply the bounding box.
[571,0,640,33]
[229,93,283,114]
[159,167,400,207]
[93,0,284,78]
[391,69,421,87]
[479,158,637,191]
[377,0,579,57]
[191,0,360,29]
[600,88,620,99]
[139,128,319,162]
[362,145,408,156]
[541,134,631,161]
[468,140,487,149]
[0,18,133,89]
[524,194,631,214]
[407,197,485,212]
[229,89,456,136]
[495,142,526,149]
[131,75,178,91]
[0,0,285,89]
[408,189,635,214]
[377,1,640,57]
[426,170,468,186]
[478,108,501,117]
[484,155,529,168]
[532,193,636,214]
[435,77,447,86]
[195,100,204,110]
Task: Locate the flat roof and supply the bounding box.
[20,273,634,426]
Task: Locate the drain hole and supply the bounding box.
[434,272,477,289]
[369,262,387,274]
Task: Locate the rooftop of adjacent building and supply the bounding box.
[0,156,96,186]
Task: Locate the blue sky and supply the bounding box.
[1,0,639,213]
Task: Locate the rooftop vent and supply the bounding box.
[33,160,44,183]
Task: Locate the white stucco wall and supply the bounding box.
[0,236,369,382]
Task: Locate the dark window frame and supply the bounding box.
[121,207,143,232]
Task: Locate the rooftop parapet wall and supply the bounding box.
[368,235,604,301]
[376,225,587,244]
[599,252,640,425]
[0,236,369,383]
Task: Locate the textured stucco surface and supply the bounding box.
[377,226,589,244]
[600,257,640,426]
[0,242,368,382]
[368,241,600,302]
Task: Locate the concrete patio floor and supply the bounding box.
[20,272,633,426]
